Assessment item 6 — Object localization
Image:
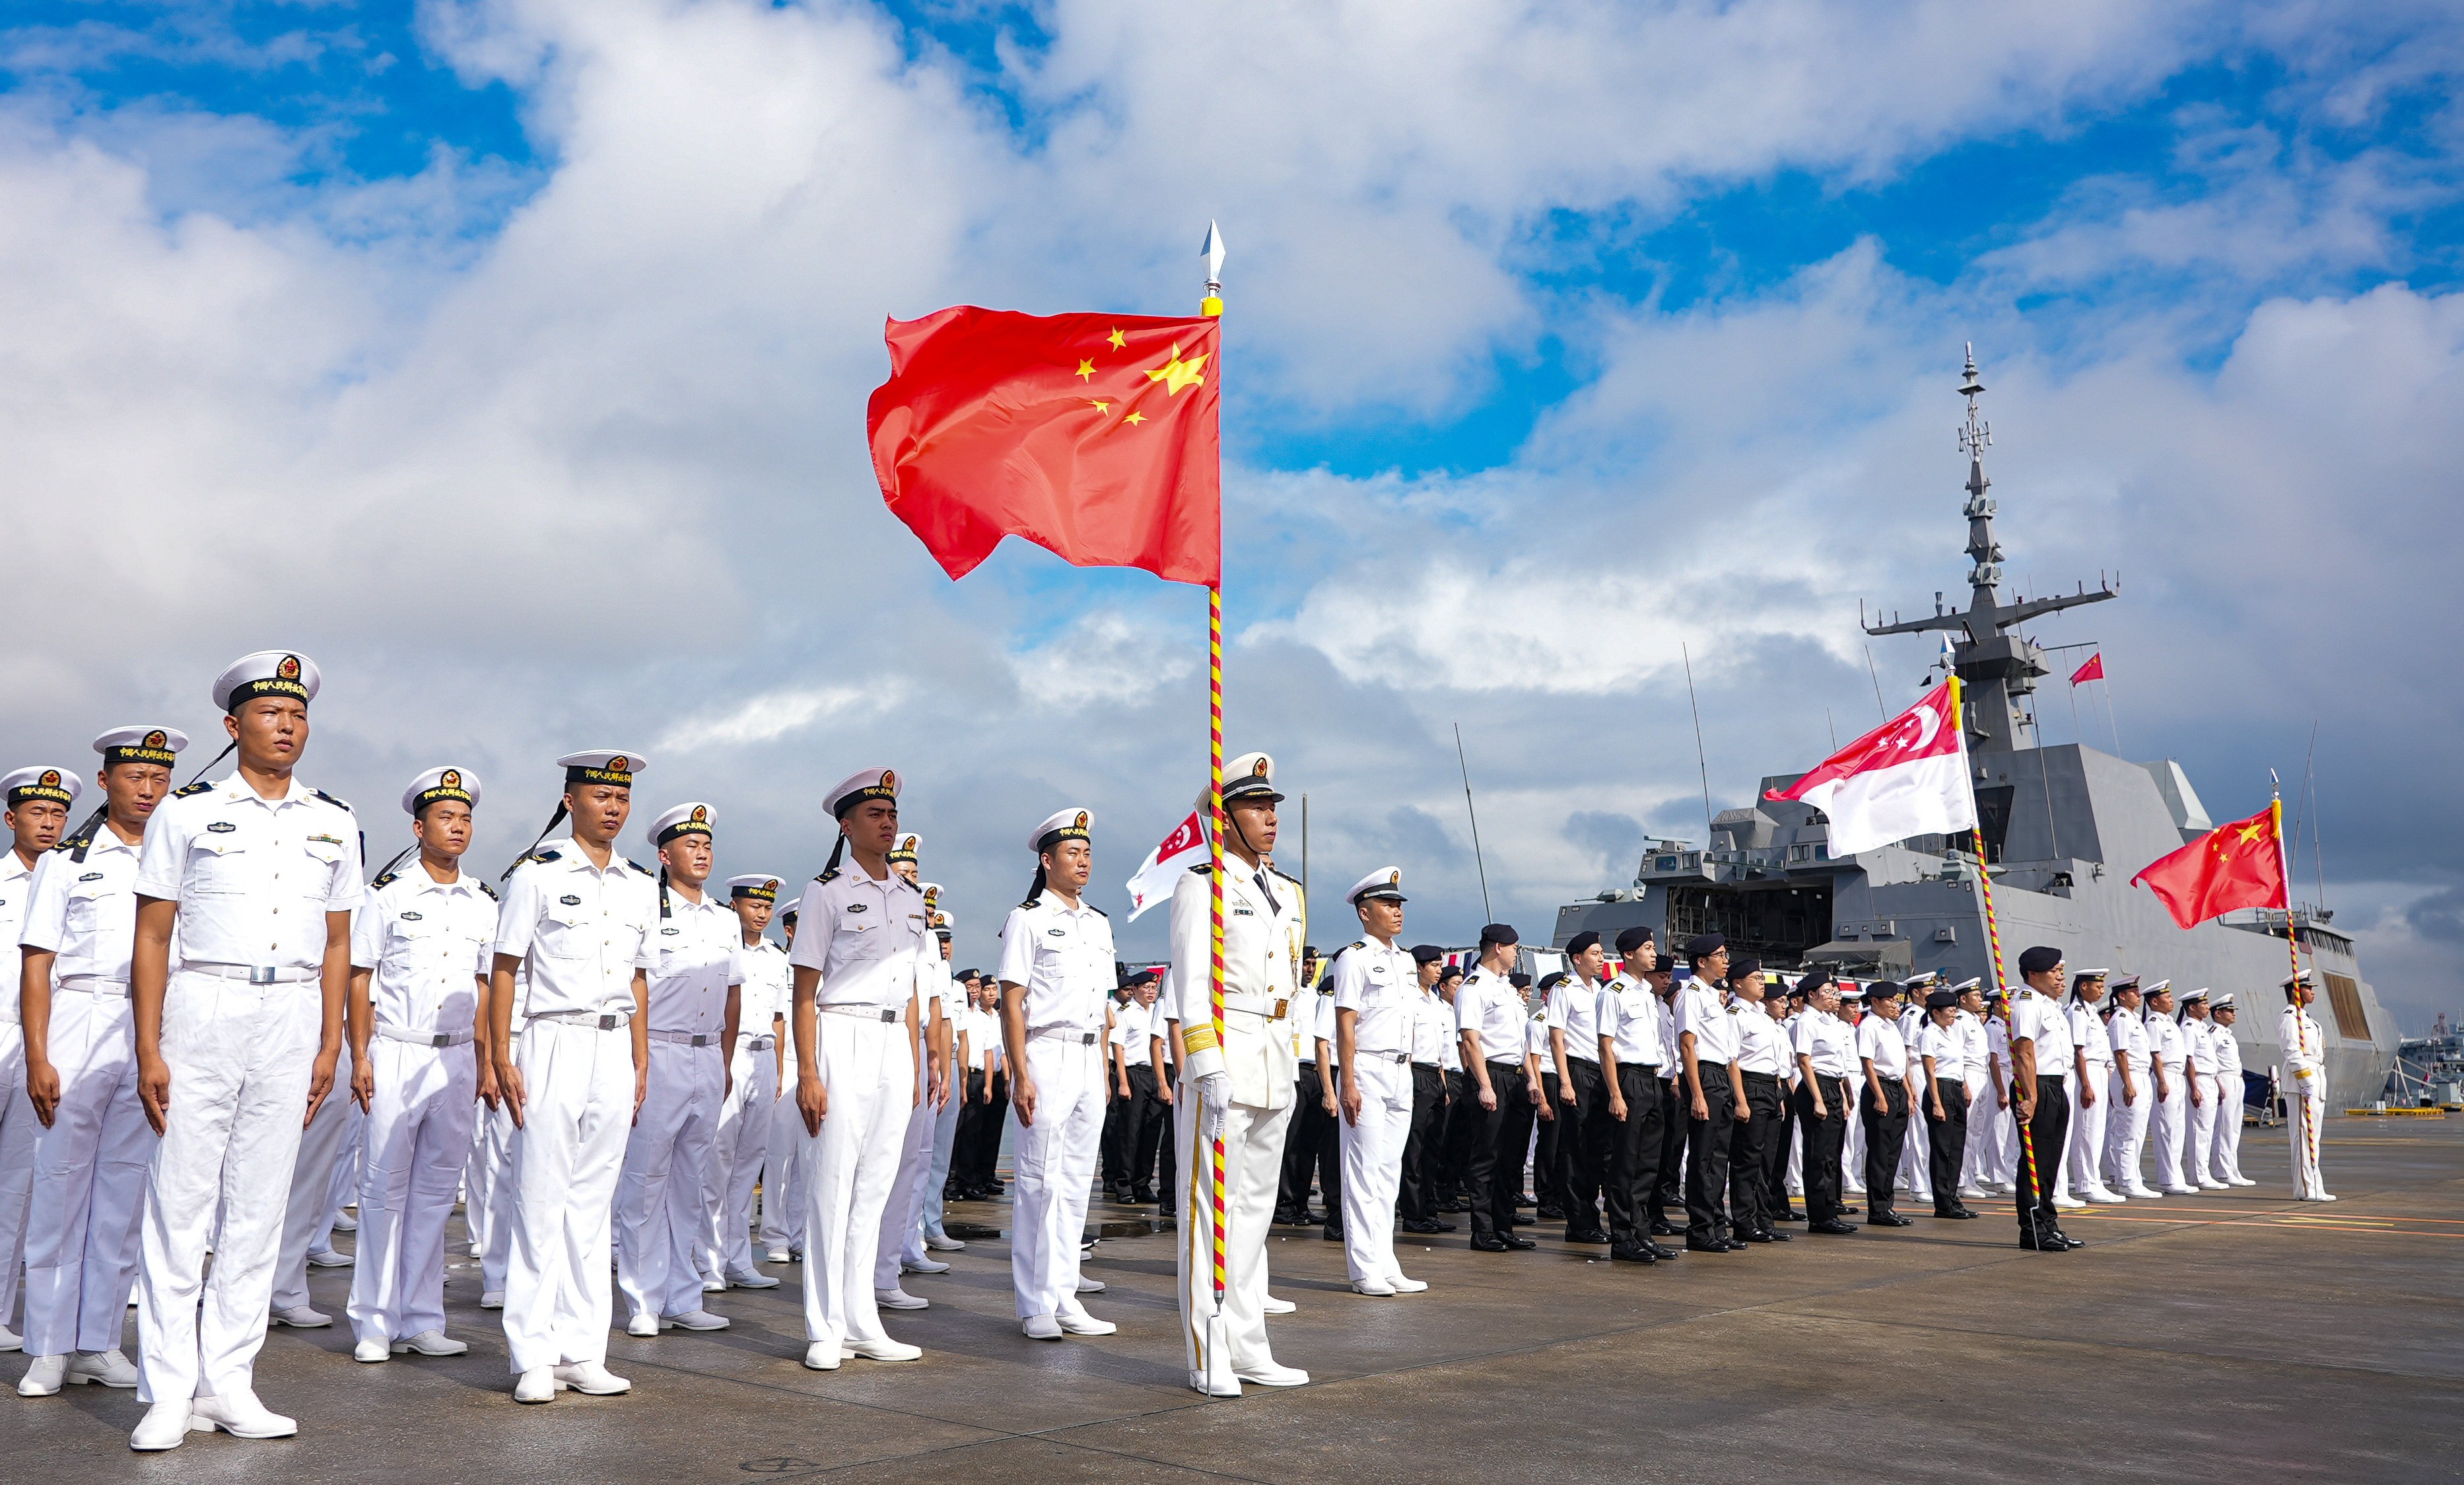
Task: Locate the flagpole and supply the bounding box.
[2273,792,2301,989]
[1954,675,2010,992]
[1201,234,1229,1334]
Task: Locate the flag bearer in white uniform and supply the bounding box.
[2145,983,2195,1194]
[788,769,933,1371]
[709,876,787,1288]
[2206,996,2255,1186]
[2177,990,2228,1191]
[996,808,1120,1340]
[128,650,360,1450]
[491,749,656,1404]
[2065,971,2123,1204]
[1330,868,1425,1297]
[2280,971,2331,1200]
[340,767,495,1364]
[1,764,78,1358]
[2102,978,2158,1196]
[615,803,741,1336]
[15,732,173,1395]
[1170,751,1309,1397]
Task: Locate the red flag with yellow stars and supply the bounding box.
[866,308,1221,586]
[2129,801,2288,929]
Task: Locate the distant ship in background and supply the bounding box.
[1556,349,2399,1110]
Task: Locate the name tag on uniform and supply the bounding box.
[308,833,345,847]
[79,872,104,883]
[207,821,236,834]
[559,894,583,906]
[1046,928,1068,938]
[401,911,424,921]
[662,927,681,936]
[846,904,868,915]
[1233,907,1255,916]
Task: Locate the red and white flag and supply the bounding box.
[1124,810,1209,920]
[2069,652,2105,686]
[1767,678,1975,856]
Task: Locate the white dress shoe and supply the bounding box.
[2125,1185,2163,1199]
[129,1399,201,1450]
[480,1290,506,1309]
[270,1305,332,1328]
[514,1368,557,1403]
[17,1354,65,1395]
[701,1277,726,1294]
[2162,1185,2199,1196]
[2088,1187,2129,1204]
[1056,1311,1116,1336]
[2228,1175,2257,1187]
[2197,1179,2229,1191]
[875,1287,929,1311]
[1232,1360,1310,1387]
[353,1338,390,1364]
[765,1248,794,1264]
[726,1269,781,1290]
[666,1310,730,1331]
[0,1323,22,1352]
[307,1247,353,1268]
[902,1257,951,1275]
[1261,1294,1296,1315]
[1076,1276,1106,1294]
[191,1390,298,1437]
[1351,1279,1397,1297]
[1386,1276,1429,1294]
[2306,1192,2338,1202]
[1021,1314,1064,1341]
[625,1313,661,1338]
[2053,1195,2086,1210]
[843,1336,922,1362]
[553,1361,631,1395]
[802,1341,841,1371]
[923,1232,966,1251]
[393,1330,468,1356]
[331,1211,359,1233]
[1190,1370,1243,1399]
[1957,1184,1990,1200]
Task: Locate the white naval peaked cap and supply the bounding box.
[825,767,899,819]
[1951,977,1983,992]
[2282,968,2316,989]
[401,765,482,815]
[1204,751,1282,811]
[93,726,188,771]
[919,880,945,901]
[1030,808,1093,854]
[2211,994,2236,1010]
[1,765,81,811]
[725,874,784,901]
[1346,866,1406,905]
[2180,986,2210,1003]
[559,749,647,785]
[212,650,319,712]
[2072,967,2113,979]
[889,831,922,862]
[931,911,955,933]
[2143,979,2173,996]
[648,802,715,846]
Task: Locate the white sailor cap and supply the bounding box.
[2143,978,2173,996]
[94,726,188,771]
[930,911,954,936]
[1346,866,1406,905]
[2210,994,2236,1010]
[827,768,899,820]
[1952,977,1983,993]
[560,749,646,786]
[648,802,714,847]
[889,831,922,864]
[2281,968,2316,990]
[2180,986,2209,1004]
[402,766,481,816]
[920,880,945,906]
[1206,751,1282,810]
[213,650,319,712]
[2,765,81,810]
[1030,809,1092,854]
[2072,967,2112,982]
[725,874,784,901]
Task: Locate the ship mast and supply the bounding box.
[1865,345,2117,754]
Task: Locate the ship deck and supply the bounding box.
[13,1115,2457,1482]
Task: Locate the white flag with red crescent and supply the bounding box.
[1766,678,1974,856]
[1125,809,1209,920]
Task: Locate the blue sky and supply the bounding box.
[3,1,2460,1027]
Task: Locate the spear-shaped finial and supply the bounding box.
[1201,221,1224,317]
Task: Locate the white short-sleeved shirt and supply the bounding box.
[996,893,1114,1033]
[1793,1010,1857,1078]
[1455,969,1524,1066]
[1116,998,1157,1067]
[2146,1012,2185,1072]
[18,827,145,983]
[736,939,791,1042]
[1546,973,1606,1062]
[134,774,362,971]
[1597,977,1661,1067]
[1312,987,1341,1066]
[2107,1008,2148,1071]
[2069,1001,2115,1067]
[0,850,35,961]
[1915,1016,1972,1087]
[1410,988,1452,1066]
[1675,982,1738,1066]
[347,865,495,1038]
[2180,1016,2213,1072]
[793,865,934,1013]
[1857,1013,1911,1079]
[493,842,657,1018]
[646,889,743,1037]
[1734,1002,1788,1075]
[1330,938,1417,1056]
[2210,1023,2245,1079]
[2008,988,2075,1078]
[1523,1008,1550,1060]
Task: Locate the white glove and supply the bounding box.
[1197,1071,1230,1144]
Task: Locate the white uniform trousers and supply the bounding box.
[272,1086,362,1311]
[1175,1074,1291,1389]
[872,1038,937,1289]
[1338,1053,1413,1286]
[1841,1068,1866,1191]
[2185,1073,2220,1182]
[615,1040,724,1322]
[759,1079,807,1254]
[917,1080,963,1248]
[462,1103,493,1258]
[133,974,320,1405]
[347,1039,478,1345]
[0,1020,38,1330]
[2208,1080,2247,1182]
[1899,1067,1933,1200]
[500,1018,634,1375]
[799,1013,914,1348]
[1785,1101,1805,1194]
[2067,1070,2112,1194]
[1959,1080,1996,1185]
[704,1039,774,1279]
[22,987,148,1356]
[2153,1082,2194,1188]
[477,1096,519,1295]
[1008,1037,1104,1320]
[2285,1073,2327,1198]
[318,1109,364,1243]
[2103,1073,2153,1190]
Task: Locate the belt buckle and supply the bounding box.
[431,1033,450,1048]
[1271,998,1288,1019]
[691,1034,709,1047]
[248,966,277,986]
[1081,1032,1096,1046]
[598,1014,619,1031]
[880,1008,897,1023]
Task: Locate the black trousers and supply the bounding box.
[1558,1058,1612,1234]
[1925,1080,1970,1212]
[1684,1070,1737,1243]
[1155,1066,1180,1214]
[958,1068,1008,1188]
[1315,1069,1343,1227]
[1434,1069,1472,1202]
[950,1069,986,1192]
[1280,1064,1329,1214]
[1603,1064,1664,1245]
[1652,1076,1687,1220]
[1466,1060,1530,1240]
[2014,1074,2069,1241]
[1795,1075,1849,1222]
[1729,1071,1784,1235]
[1534,1070,1563,1210]
[1398,1063,1446,1222]
[1861,1076,1910,1212]
[1767,1079,1798,1207]
[1123,1064,1167,1198]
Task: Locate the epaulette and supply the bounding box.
[513,847,561,870]
[1270,866,1305,888]
[1348,940,1365,952]
[1087,903,1108,917]
[51,833,92,856]
[312,787,350,811]
[815,868,841,883]
[627,858,652,876]
[478,880,499,901]
[1187,861,1211,876]
[173,780,214,798]
[370,870,399,890]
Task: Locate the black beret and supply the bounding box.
[1925,988,1958,1010]
[1684,932,1726,961]
[1866,980,1904,1002]
[1538,971,1568,993]
[1795,970,1831,997]
[1508,972,1532,990]
[1565,930,1602,957]
[1410,944,1445,965]
[2017,945,2063,976]
[1479,922,1519,948]
[1614,926,1654,955]
[1728,956,1762,981]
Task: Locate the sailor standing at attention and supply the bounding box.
[2205,996,2255,1187]
[2100,978,2158,1198]
[1725,958,1790,1244]
[1675,935,1746,1251]
[491,750,656,1404]
[15,732,174,1395]
[996,808,1120,1342]
[1457,924,1536,1253]
[2279,971,2331,1201]
[1169,752,1309,1395]
[1853,981,1915,1227]
[1789,973,1857,1235]
[788,769,933,1371]
[2065,971,2123,1204]
[339,767,496,1366]
[1596,929,1678,1262]
[1912,988,1979,1220]
[760,903,810,1262]
[127,652,360,1450]
[2144,982,2195,1196]
[2006,946,2082,1251]
[709,876,788,1290]
[1547,931,1614,1244]
[2177,990,2228,1191]
[1330,868,1427,1297]
[1,763,80,1358]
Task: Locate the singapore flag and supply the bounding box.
[1766,678,1975,856]
[1124,810,1210,920]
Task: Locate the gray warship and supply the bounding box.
[1556,349,2399,1109]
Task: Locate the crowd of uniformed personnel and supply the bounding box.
[0,650,2342,1448]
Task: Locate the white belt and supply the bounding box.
[745,1035,776,1051]
[817,1004,901,1022]
[1360,1049,1410,1064]
[187,963,317,984]
[376,1021,473,1048]
[56,975,132,998]
[1028,1026,1101,1045]
[530,1008,632,1030]
[648,1029,722,1048]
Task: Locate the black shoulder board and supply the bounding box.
[312,787,350,811]
[174,780,214,798]
[627,858,652,876]
[478,880,500,901]
[370,870,399,890]
[52,833,90,855]
[815,868,841,883]
[529,848,561,864]
[1087,903,1109,918]
[1187,861,1211,876]
[1348,940,1366,951]
[1018,895,1040,910]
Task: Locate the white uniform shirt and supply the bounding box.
[996,893,1114,1035]
[2279,1003,2324,1087]
[1454,969,1524,1067]
[1118,998,1157,1068]
[19,828,144,983]
[2008,988,2075,1079]
[347,866,495,1038]
[2179,1016,2212,1075]
[1857,1014,1911,1080]
[1546,973,1606,1062]
[1410,986,1453,1066]
[1596,977,1661,1067]
[792,864,934,1013]
[0,849,34,963]
[2146,1014,2186,1084]
[736,939,790,1046]
[1167,861,1303,1105]
[1674,982,1738,1067]
[2070,1002,2115,1070]
[1793,1010,1857,1078]
[2108,1008,2149,1072]
[2210,1021,2245,1082]
[133,774,363,971]
[1898,1004,1930,1090]
[1330,938,1417,1056]
[1734,1003,1788,1076]
[646,889,742,1039]
[1312,986,1341,1067]
[1954,1008,1989,1089]
[1523,1008,1550,1061]
[1914,1017,1968,1087]
[493,842,656,1018]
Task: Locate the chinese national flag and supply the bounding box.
[2070,652,2105,685]
[866,307,1221,586]
[2130,802,2288,928]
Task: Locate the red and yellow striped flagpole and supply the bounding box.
[1202,273,1229,1317]
[2272,796,2302,988]
[1952,677,2010,994]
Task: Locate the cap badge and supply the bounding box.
[1251,757,1268,777]
[1074,811,1089,829]
[763,879,778,892]
[440,769,461,789]
[880,769,897,790]
[691,805,708,824]
[607,755,629,773]
[143,731,166,749]
[277,654,301,681]
[38,769,59,788]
